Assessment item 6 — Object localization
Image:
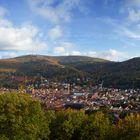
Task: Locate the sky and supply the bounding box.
[0,0,140,61]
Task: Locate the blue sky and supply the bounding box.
[0,0,140,61]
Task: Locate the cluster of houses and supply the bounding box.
[1,82,140,114]
[35,86,140,113]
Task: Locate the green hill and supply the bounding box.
[0,55,140,88]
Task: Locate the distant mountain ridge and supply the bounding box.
[0,55,140,88]
[53,55,109,64]
[1,55,108,63]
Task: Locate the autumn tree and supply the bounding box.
[49,109,86,140]
[80,111,110,140]
[115,113,140,140]
[0,93,50,140]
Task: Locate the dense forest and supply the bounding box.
[0,92,140,140]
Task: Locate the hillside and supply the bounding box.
[0,55,88,81]
[0,55,107,78]
[0,55,140,88]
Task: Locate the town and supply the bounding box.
[0,76,140,115]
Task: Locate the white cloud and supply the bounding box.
[52,44,125,61]
[122,28,140,40]
[85,49,125,61]
[114,26,140,40]
[0,6,11,27]
[48,25,62,40]
[128,8,140,22]
[53,47,65,54]
[28,0,80,23]
[71,51,81,55]
[0,24,47,52]
[77,49,126,61]
[127,0,140,7]
[0,6,7,17]
[123,0,140,23]
[81,49,125,61]
[0,7,48,53]
[0,18,12,27]
[97,49,124,61]
[53,42,75,54]
[58,42,75,48]
[137,24,140,30]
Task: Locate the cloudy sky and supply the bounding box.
[0,0,140,61]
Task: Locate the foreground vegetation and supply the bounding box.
[0,93,140,140]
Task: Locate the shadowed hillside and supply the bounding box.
[0,55,140,88]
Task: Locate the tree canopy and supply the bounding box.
[0,93,49,140]
[0,92,140,140]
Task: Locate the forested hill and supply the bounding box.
[0,55,140,88]
[72,57,140,88]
